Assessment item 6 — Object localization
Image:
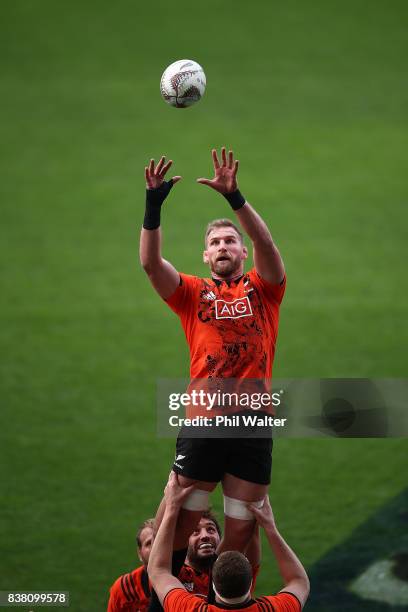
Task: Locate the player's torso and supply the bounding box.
[178,563,209,597]
[187,273,278,379]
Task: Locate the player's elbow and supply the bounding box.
[285,575,310,608]
[140,257,153,275]
[147,558,158,583]
[140,255,160,276]
[301,574,310,599]
[146,561,165,588]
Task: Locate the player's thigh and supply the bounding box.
[218,476,268,553]
[219,438,270,554]
[224,436,273,487]
[177,474,217,491]
[222,473,268,501]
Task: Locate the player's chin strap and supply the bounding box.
[182,488,210,511]
[223,495,264,520]
[212,584,252,605]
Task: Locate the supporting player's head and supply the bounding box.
[136,518,155,566]
[203,219,248,280]
[186,510,222,571]
[212,551,252,604]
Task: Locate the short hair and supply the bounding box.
[200,509,222,538]
[212,551,252,598]
[204,219,243,246]
[136,518,155,549]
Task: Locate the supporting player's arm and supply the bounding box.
[248,496,310,608]
[197,147,285,285]
[147,473,194,605]
[139,157,182,299]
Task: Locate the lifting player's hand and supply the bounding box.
[247,495,276,530]
[145,156,182,190]
[197,146,239,194]
[164,472,195,511]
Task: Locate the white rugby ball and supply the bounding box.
[160,59,206,108]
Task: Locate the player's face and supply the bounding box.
[204,228,248,279]
[137,527,154,566]
[187,519,220,566]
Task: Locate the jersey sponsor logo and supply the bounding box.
[175,454,185,461]
[215,296,253,319]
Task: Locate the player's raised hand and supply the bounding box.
[164,472,195,510]
[247,495,276,530]
[197,147,239,194]
[145,156,182,190]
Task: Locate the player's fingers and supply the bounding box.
[212,149,220,169]
[155,155,165,175]
[228,150,233,169]
[149,159,155,175]
[181,484,196,499]
[171,176,182,184]
[221,147,227,167]
[145,167,150,183]
[159,160,173,177]
[246,504,259,517]
[233,160,239,177]
[197,178,215,187]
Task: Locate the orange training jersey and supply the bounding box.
[166,269,285,380]
[107,564,214,611]
[178,564,209,597]
[165,269,285,416]
[164,588,301,612]
[107,566,150,612]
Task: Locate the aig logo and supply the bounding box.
[215,296,253,319]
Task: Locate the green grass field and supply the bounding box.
[1,1,407,610]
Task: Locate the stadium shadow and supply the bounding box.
[306,487,408,611]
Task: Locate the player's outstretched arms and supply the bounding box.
[140,156,182,299]
[197,147,284,285]
[248,496,310,608]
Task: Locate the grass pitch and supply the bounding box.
[1,1,407,609]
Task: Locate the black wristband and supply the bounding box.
[222,189,246,211]
[143,180,174,230]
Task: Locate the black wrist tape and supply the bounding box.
[143,180,173,230]
[223,189,246,211]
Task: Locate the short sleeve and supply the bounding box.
[263,592,301,611]
[164,273,199,316]
[164,588,202,612]
[249,269,286,305]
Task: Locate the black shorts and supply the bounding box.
[172,431,272,485]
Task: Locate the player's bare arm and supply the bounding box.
[140,156,182,299]
[147,473,194,605]
[197,147,285,285]
[248,496,310,608]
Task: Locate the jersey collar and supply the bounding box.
[212,275,244,288]
[212,599,256,609]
